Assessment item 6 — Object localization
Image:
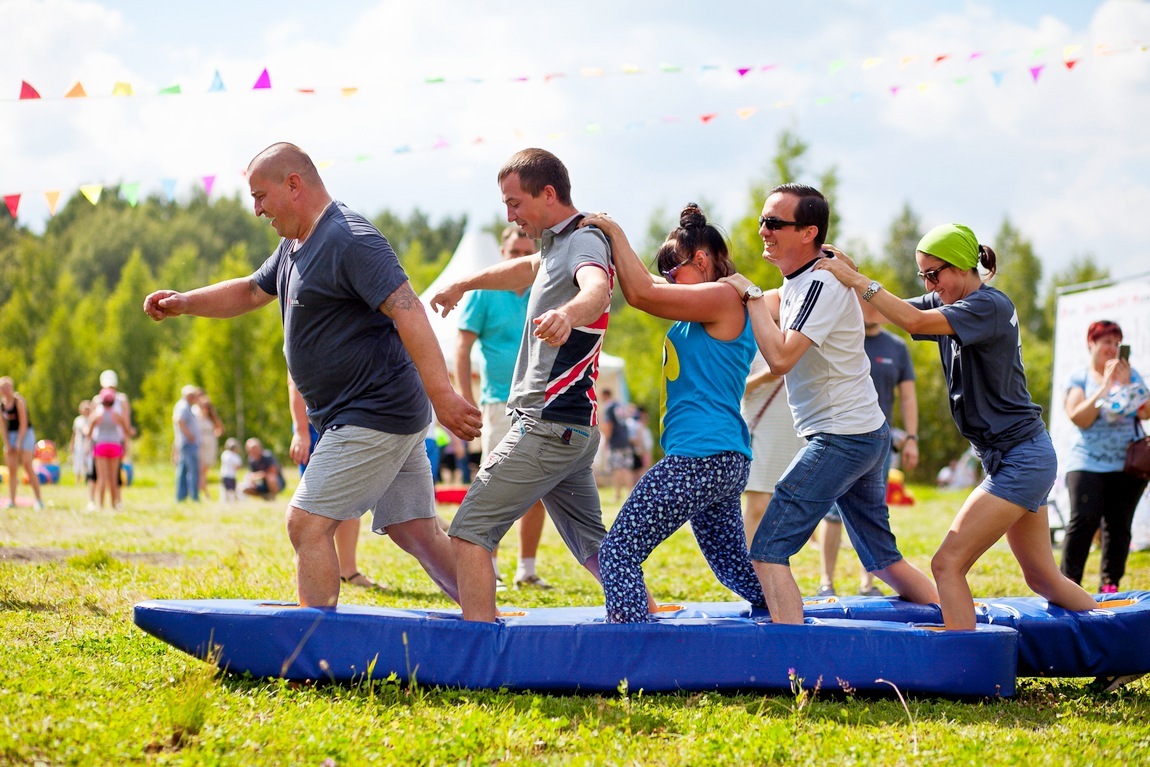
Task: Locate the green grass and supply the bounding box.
[2,467,1148,765]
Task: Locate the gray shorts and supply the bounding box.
[290,424,435,534]
[450,411,605,561]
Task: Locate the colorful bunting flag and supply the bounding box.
[120,182,141,206]
[112,82,132,96]
[44,191,60,215]
[202,176,216,197]
[4,195,20,218]
[209,70,225,92]
[1029,65,1045,83]
[80,185,103,205]
[253,68,271,90]
[161,179,177,202]
[159,84,181,94]
[1065,59,1080,70]
[19,81,41,99]
[65,82,86,98]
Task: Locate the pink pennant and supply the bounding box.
[736,68,752,77]
[253,68,271,90]
[889,86,901,96]
[4,194,19,218]
[1029,65,1045,83]
[700,113,717,124]
[19,81,41,100]
[202,175,216,197]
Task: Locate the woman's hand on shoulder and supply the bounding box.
[813,247,867,290]
[579,212,622,238]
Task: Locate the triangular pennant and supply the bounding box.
[120,182,141,206]
[899,55,917,68]
[543,73,566,83]
[19,81,41,99]
[112,82,132,96]
[161,178,177,201]
[584,123,602,133]
[736,107,757,119]
[65,81,87,98]
[341,87,358,97]
[297,88,315,94]
[80,185,103,205]
[1029,65,1045,83]
[736,68,752,77]
[202,175,216,197]
[252,68,271,90]
[991,71,1005,87]
[4,194,20,218]
[699,113,718,124]
[1064,59,1080,70]
[425,76,446,84]
[44,190,61,215]
[828,60,846,75]
[659,63,681,73]
[889,86,901,96]
[969,51,984,60]
[432,137,449,150]
[158,84,182,94]
[916,83,933,93]
[622,64,641,75]
[934,54,951,65]
[1063,44,1082,58]
[863,57,882,69]
[954,76,971,86]
[815,96,834,105]
[581,67,606,77]
[208,70,225,92]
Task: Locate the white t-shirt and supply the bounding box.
[780,261,885,437]
[219,449,243,480]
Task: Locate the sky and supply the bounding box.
[2,0,1148,283]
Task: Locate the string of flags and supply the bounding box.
[3,40,1145,222]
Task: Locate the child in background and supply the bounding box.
[220,438,242,502]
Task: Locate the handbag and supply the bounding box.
[1125,420,1150,481]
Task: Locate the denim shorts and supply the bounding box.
[749,424,903,572]
[5,428,36,452]
[975,432,1056,513]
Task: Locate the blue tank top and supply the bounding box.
[660,314,755,459]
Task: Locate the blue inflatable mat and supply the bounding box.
[133,599,1017,697]
[799,590,1150,677]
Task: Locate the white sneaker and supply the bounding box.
[1093,673,1146,693]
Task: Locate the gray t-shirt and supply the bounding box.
[508,214,612,426]
[864,329,915,424]
[910,285,1044,451]
[253,202,431,436]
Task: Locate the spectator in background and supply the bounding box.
[89,370,133,509]
[817,295,919,597]
[1,377,45,510]
[220,437,242,502]
[740,351,804,542]
[1060,320,1150,593]
[628,405,654,481]
[86,387,131,511]
[601,388,635,502]
[242,437,283,501]
[193,389,225,500]
[173,385,200,502]
[71,400,92,485]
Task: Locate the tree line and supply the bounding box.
[0,131,1108,480]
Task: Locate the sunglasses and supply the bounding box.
[916,263,954,285]
[758,216,803,231]
[660,259,692,284]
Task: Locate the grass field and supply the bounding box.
[2,465,1148,766]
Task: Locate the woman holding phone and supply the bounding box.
[1061,320,1150,593]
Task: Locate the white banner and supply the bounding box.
[1050,275,1150,546]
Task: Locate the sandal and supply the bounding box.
[340,572,388,591]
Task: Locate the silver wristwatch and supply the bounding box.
[742,285,764,305]
[861,280,882,302]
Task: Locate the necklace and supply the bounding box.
[292,201,332,251]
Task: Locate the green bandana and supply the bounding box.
[916,224,979,271]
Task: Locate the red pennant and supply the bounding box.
[700,113,718,124]
[1064,59,1080,70]
[19,81,41,100]
[3,194,19,218]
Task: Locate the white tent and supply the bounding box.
[419,229,627,402]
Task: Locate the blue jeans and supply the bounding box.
[176,442,200,501]
[749,424,902,572]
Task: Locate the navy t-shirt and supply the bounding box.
[252,202,431,436]
[910,285,1044,451]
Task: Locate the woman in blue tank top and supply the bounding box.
[582,205,767,622]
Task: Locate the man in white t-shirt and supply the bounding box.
[723,184,938,624]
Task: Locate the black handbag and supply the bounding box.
[1125,420,1150,481]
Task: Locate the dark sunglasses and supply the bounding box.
[660,259,692,283]
[758,216,803,231]
[916,263,954,285]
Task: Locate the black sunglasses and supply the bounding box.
[916,263,954,284]
[758,216,803,231]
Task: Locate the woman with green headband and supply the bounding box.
[816,223,1096,630]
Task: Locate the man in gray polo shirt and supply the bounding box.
[144,141,481,608]
[431,148,614,622]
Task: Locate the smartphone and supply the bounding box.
[1119,344,1131,361]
